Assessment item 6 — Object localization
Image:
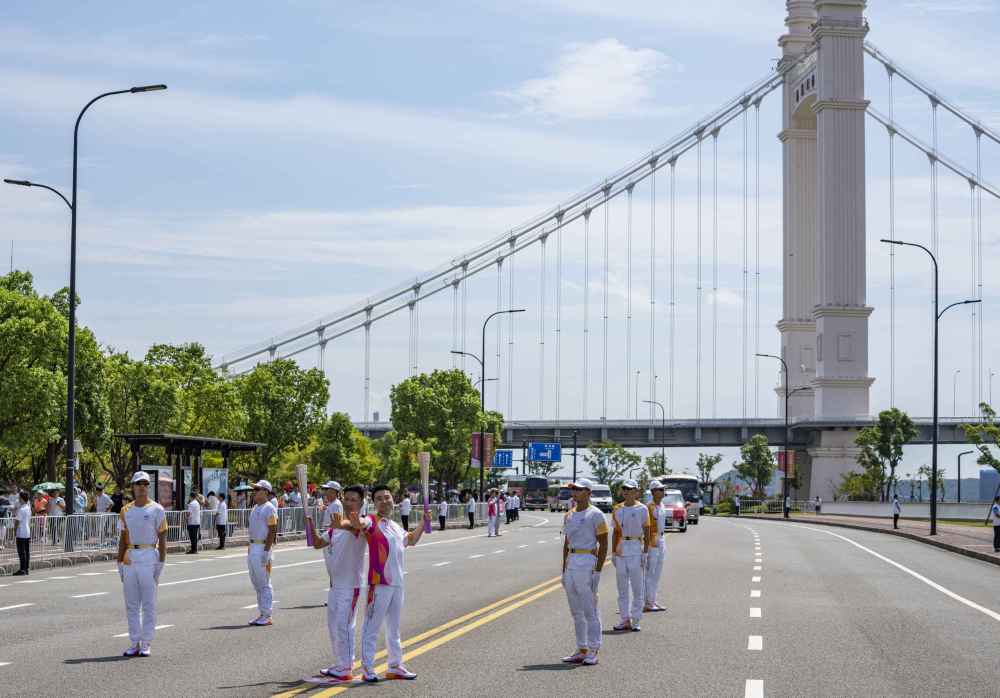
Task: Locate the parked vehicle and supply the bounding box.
[661,475,702,525]
[590,484,613,512]
[662,489,688,532]
[547,484,573,512]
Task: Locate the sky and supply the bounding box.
[2,1,999,481]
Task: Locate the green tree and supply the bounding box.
[371,430,429,493]
[916,463,945,501]
[736,434,775,497]
[645,452,670,479]
[854,407,917,501]
[584,441,641,486]
[962,403,1000,484]
[528,460,562,478]
[390,369,499,489]
[312,412,380,485]
[834,469,879,501]
[101,352,181,489]
[696,452,723,504]
[236,359,329,480]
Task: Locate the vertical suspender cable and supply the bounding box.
[507,239,516,417]
[669,158,676,419]
[364,308,372,420]
[650,161,658,423]
[414,286,420,375]
[539,233,547,419]
[602,185,610,421]
[754,99,761,417]
[696,134,703,422]
[408,298,415,376]
[970,180,977,417]
[555,215,563,421]
[890,74,899,408]
[712,129,719,418]
[625,184,634,418]
[496,258,504,411]
[742,106,749,422]
[976,128,984,409]
[931,99,939,259]
[451,281,459,369]
[583,209,591,419]
[461,262,468,375]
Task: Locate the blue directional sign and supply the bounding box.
[528,442,562,463]
[492,450,513,469]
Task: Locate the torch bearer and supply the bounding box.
[296,463,315,546]
[418,451,432,534]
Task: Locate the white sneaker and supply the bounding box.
[362,668,380,683]
[582,650,599,665]
[138,643,151,657]
[561,649,587,664]
[385,665,417,680]
[123,644,140,657]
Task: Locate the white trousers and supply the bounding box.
[361,584,404,670]
[327,586,360,673]
[488,516,498,535]
[122,563,157,644]
[562,568,601,650]
[644,540,665,606]
[247,547,273,617]
[614,554,644,624]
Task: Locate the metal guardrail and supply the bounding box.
[0,503,490,570]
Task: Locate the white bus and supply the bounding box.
[660,474,702,524]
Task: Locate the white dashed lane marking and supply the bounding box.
[753,565,762,571]
[469,554,484,559]
[77,573,103,577]
[752,576,761,583]
[750,607,761,618]
[750,590,761,598]
[0,662,10,667]
[113,624,172,638]
[72,592,108,599]
[748,635,763,651]
[493,550,505,554]
[0,603,34,612]
[745,679,764,698]
[518,545,529,549]
[432,562,451,567]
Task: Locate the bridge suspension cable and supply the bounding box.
[625,184,633,418]
[582,209,591,419]
[711,128,718,419]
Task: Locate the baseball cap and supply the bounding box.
[96,483,105,489]
[322,480,342,491]
[621,479,639,489]
[649,480,664,490]
[568,478,593,490]
[252,479,273,493]
[130,471,151,484]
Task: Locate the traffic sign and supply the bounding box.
[528,442,561,463]
[492,450,513,469]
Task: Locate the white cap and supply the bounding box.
[252,479,273,493]
[322,480,342,491]
[649,480,664,490]
[568,478,593,490]
[621,479,639,490]
[130,471,151,484]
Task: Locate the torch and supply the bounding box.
[296,463,315,546]
[418,451,432,534]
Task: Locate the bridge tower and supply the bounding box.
[780,0,874,500]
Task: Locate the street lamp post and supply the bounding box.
[3,179,72,210]
[957,450,973,503]
[642,400,665,469]
[880,238,980,535]
[452,308,525,502]
[5,84,165,549]
[755,353,799,519]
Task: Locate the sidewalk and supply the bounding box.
[742,512,1000,566]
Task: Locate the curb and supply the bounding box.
[742,515,1000,567]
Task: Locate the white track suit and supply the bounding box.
[562,505,608,651]
[612,503,650,625]
[322,525,365,674]
[119,502,167,644]
[644,501,668,607]
[360,515,409,671]
[247,501,278,618]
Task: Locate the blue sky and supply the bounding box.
[2,1,999,477]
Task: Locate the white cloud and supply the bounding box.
[901,0,996,14]
[499,38,679,120]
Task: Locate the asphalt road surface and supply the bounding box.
[1,512,998,697]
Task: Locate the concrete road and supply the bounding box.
[1,513,998,697]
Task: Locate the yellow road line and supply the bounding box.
[273,575,561,698]
[311,581,564,697]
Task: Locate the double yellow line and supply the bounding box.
[275,575,563,697]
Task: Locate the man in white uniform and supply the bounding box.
[466,493,476,529]
[399,493,412,531]
[309,484,367,682]
[116,471,167,657]
[319,481,344,531]
[359,483,431,683]
[891,494,902,530]
[990,495,1000,552]
[13,491,32,576]
[215,493,229,550]
[644,481,668,613]
[247,480,278,626]
[438,497,449,531]
[611,479,650,632]
[560,478,609,666]
[186,491,201,554]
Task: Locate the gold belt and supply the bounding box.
[130,544,156,549]
[622,536,643,541]
[250,538,267,544]
[570,548,597,555]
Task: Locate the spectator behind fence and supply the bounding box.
[47,488,65,544]
[94,484,113,513]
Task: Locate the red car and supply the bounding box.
[662,490,688,533]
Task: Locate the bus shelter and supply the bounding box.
[115,433,264,511]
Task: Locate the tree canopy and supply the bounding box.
[736,434,775,497]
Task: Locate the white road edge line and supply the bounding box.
[113,624,172,638]
[748,635,763,651]
[784,522,1000,623]
[72,592,108,599]
[745,679,764,698]
[0,603,34,612]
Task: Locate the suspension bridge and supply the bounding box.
[215,1,998,500]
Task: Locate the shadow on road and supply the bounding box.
[64,656,131,665]
[281,604,326,610]
[519,663,580,672]
[205,624,257,631]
